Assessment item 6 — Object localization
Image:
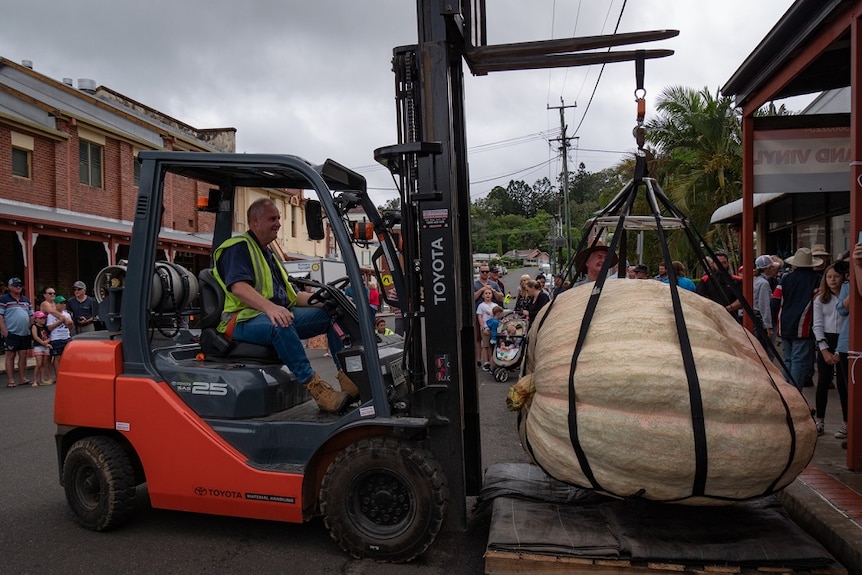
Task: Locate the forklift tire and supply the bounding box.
[320,437,448,563]
[63,436,137,531]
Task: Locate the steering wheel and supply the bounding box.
[304,276,350,306]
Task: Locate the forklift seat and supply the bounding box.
[197,268,280,363]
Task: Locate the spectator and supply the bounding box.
[572,242,619,287]
[550,274,566,299]
[833,241,862,444]
[654,263,668,281]
[523,280,550,324]
[812,264,847,436]
[66,280,97,334]
[489,266,505,305]
[30,311,52,386]
[626,265,637,280]
[486,306,504,365]
[535,273,549,294]
[513,274,533,316]
[811,244,831,278]
[374,317,394,336]
[476,287,496,371]
[660,261,696,292]
[773,247,822,392]
[473,264,503,360]
[367,279,380,315]
[752,255,778,358]
[634,264,650,279]
[696,251,742,318]
[0,277,34,387]
[47,295,74,373]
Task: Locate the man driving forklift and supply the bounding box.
[211,197,359,413]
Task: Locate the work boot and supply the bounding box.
[304,373,351,413]
[337,369,360,399]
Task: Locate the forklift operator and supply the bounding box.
[212,198,359,414]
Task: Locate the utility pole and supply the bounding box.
[548,98,577,266]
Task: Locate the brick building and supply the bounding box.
[0,57,321,302]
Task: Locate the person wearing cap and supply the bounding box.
[0,277,34,387]
[633,264,650,280]
[773,247,823,391]
[66,280,97,334]
[572,241,619,287]
[47,295,74,371]
[753,255,779,359]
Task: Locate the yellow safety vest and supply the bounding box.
[211,232,296,333]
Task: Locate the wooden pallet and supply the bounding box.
[484,550,848,575]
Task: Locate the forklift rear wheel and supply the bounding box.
[320,436,448,563]
[63,436,137,531]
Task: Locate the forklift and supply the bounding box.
[53,1,675,562]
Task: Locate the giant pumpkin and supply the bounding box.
[512,279,816,505]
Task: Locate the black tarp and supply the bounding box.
[481,463,841,569]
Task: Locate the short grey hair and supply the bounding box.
[247,198,276,222]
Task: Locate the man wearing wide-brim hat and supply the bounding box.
[774,247,823,391]
[572,241,619,286]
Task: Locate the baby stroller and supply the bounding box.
[491,312,528,383]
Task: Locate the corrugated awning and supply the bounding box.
[709,193,785,224]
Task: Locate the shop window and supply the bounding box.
[79,140,103,188]
[12,147,30,178]
[796,221,824,251]
[831,214,851,258]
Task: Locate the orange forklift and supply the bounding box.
[54,1,674,562]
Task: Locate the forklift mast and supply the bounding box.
[374,1,677,530]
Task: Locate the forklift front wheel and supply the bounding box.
[63,436,137,531]
[320,436,449,563]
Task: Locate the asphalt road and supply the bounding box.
[0,270,534,575]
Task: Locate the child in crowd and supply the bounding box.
[30,311,52,386]
[484,306,504,368]
[375,318,394,336]
[496,323,520,361]
[48,295,74,373]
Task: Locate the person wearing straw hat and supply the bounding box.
[773,247,822,392]
[572,241,619,287]
[811,244,831,276]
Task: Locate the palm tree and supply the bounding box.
[643,86,743,269]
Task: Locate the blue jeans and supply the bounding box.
[782,336,813,392]
[232,307,343,384]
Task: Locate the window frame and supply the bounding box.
[12,147,31,178]
[79,140,103,188]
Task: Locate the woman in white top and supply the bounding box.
[811,264,848,436]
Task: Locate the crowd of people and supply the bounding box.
[0,278,97,387]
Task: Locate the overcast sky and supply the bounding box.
[0,0,797,206]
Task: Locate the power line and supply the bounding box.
[572,0,628,137]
